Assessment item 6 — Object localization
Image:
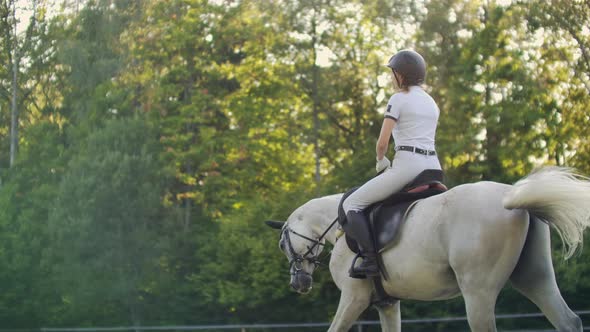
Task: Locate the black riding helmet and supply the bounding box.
[386,50,426,87]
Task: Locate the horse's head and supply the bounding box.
[265,213,326,294]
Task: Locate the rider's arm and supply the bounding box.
[376,117,396,161]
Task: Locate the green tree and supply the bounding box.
[417,1,564,185]
[524,0,590,175]
[0,121,65,327]
[54,0,143,124]
[278,0,418,194]
[46,118,170,325]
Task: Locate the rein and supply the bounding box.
[283,217,339,272]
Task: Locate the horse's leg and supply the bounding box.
[329,240,373,332]
[451,209,529,332]
[328,284,372,332]
[376,301,401,332]
[459,286,499,332]
[510,217,582,332]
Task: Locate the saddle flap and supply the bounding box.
[372,201,415,252]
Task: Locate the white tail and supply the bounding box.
[503,166,590,259]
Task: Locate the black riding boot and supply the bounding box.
[345,210,380,277]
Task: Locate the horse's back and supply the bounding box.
[392,181,523,260]
[436,181,529,240]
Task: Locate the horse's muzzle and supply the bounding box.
[290,271,313,294]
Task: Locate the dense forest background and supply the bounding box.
[0,0,589,330]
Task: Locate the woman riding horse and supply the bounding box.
[342,49,442,277]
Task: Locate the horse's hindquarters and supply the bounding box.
[448,184,529,288]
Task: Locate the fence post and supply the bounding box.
[357,322,362,332]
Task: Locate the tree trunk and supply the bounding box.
[311,8,321,185]
[10,0,18,167]
[182,53,196,230]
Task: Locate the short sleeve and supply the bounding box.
[384,94,402,121]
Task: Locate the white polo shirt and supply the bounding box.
[384,85,439,151]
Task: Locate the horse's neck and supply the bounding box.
[302,193,343,245]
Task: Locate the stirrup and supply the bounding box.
[348,253,366,279]
[349,253,380,279]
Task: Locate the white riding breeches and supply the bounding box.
[342,151,442,213]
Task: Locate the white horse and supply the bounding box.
[266,167,590,332]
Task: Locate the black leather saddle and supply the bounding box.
[338,169,448,255]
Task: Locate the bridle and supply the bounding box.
[281,217,339,275]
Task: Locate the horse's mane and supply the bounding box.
[288,194,343,226]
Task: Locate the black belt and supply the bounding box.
[395,145,437,156]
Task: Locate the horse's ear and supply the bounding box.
[265,220,285,230]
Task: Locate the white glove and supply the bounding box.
[376,156,391,173]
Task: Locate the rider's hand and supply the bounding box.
[376,157,391,173]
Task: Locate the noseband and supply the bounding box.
[282,218,338,274]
